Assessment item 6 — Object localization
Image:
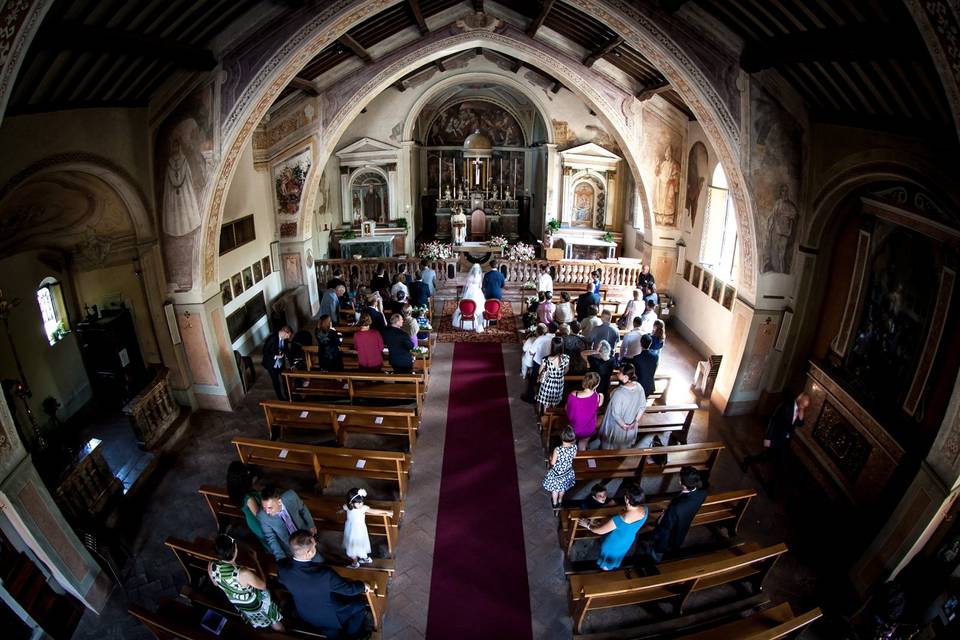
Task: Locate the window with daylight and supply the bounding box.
[36,278,69,345]
[699,164,739,282]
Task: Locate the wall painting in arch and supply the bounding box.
[350,171,388,223]
[155,80,216,291]
[685,142,709,229]
[426,100,524,147]
[640,110,682,228]
[272,146,312,239]
[749,79,803,275]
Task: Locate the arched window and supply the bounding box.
[36,278,69,345]
[699,164,739,281]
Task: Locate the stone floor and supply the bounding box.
[70,307,845,639]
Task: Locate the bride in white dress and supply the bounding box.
[451,263,488,333]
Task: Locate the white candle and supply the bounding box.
[453,154,456,191]
[513,157,517,190]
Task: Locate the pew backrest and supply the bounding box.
[572,441,724,481]
[260,400,419,452]
[282,370,426,415]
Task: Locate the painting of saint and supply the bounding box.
[162,134,203,236]
[764,184,799,273]
[351,172,388,223]
[231,273,244,296]
[685,142,708,228]
[572,182,595,227]
[653,145,680,226]
[220,280,232,305]
[242,267,254,290]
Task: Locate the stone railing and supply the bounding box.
[502,259,643,295]
[123,367,179,450]
[55,438,122,521]
[315,257,450,293]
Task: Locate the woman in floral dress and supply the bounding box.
[208,534,283,631]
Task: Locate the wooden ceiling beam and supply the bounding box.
[407,0,428,35]
[550,80,563,94]
[636,79,671,101]
[289,76,319,96]
[583,36,624,68]
[527,0,556,38]
[33,20,216,71]
[741,23,925,73]
[660,0,693,13]
[338,34,373,64]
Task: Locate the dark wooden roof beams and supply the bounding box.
[527,0,556,38]
[337,34,373,64]
[583,36,624,68]
[636,79,670,101]
[407,0,429,35]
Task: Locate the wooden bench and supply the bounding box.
[303,345,431,374]
[233,437,412,499]
[572,441,724,486]
[130,599,296,640]
[260,401,419,453]
[675,602,822,639]
[559,489,756,557]
[282,370,426,415]
[562,373,671,404]
[198,485,402,556]
[569,542,788,632]
[540,402,699,454]
[177,586,330,638]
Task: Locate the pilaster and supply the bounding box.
[172,293,242,412]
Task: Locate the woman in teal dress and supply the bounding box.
[579,482,648,570]
[208,535,283,630]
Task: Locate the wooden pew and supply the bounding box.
[562,373,671,404]
[282,370,426,415]
[232,437,411,499]
[540,403,699,454]
[302,345,431,373]
[197,485,402,556]
[559,489,756,557]
[675,602,822,639]
[177,586,328,638]
[130,599,295,639]
[569,542,788,632]
[572,441,724,486]
[260,401,419,453]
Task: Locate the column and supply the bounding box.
[560,166,573,226]
[386,164,398,222]
[542,143,560,239]
[605,169,618,230]
[340,166,352,224]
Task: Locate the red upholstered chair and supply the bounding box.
[457,299,477,330]
[483,299,502,325]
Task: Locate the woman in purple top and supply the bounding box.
[566,372,603,450]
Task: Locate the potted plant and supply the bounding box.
[342,227,356,240]
[395,218,409,230]
[601,231,614,243]
[545,218,561,247]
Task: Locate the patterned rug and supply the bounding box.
[436,299,520,343]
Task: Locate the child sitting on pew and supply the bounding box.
[343,488,394,568]
[577,483,614,510]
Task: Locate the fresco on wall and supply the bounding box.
[351,171,388,223]
[272,147,312,238]
[427,100,524,146]
[685,142,708,228]
[750,80,803,274]
[552,119,621,155]
[640,110,683,228]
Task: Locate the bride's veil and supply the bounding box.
[468,263,483,281]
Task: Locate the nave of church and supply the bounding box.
[1,1,960,639]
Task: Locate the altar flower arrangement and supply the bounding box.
[487,235,509,250]
[507,242,536,262]
[418,241,453,260]
[521,281,537,290]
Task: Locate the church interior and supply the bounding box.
[0,1,959,638]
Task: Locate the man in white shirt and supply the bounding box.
[620,316,645,359]
[639,299,659,334]
[536,264,553,296]
[522,327,556,403]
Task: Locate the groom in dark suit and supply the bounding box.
[481,260,506,300]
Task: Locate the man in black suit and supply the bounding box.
[575,281,601,321]
[278,530,371,638]
[261,326,294,400]
[408,271,431,307]
[383,313,414,374]
[361,294,387,333]
[741,392,811,486]
[631,333,658,397]
[647,466,707,562]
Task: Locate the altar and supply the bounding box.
[339,236,393,258]
[555,234,617,260]
[449,241,505,266]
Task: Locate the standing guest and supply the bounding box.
[261,326,294,400]
[408,271,431,307]
[554,291,574,324]
[590,309,620,351]
[598,364,647,450]
[632,334,659,397]
[559,323,588,375]
[419,260,436,296]
[278,531,371,639]
[257,485,318,561]
[649,319,666,358]
[740,393,811,482]
[346,275,362,309]
[397,262,413,286]
[579,483,614,510]
[361,293,387,333]
[639,299,659,334]
[591,269,603,297]
[576,281,601,321]
[637,264,656,303]
[581,340,616,401]
[383,313,414,374]
[581,305,603,340]
[342,488,393,568]
[369,264,390,294]
[208,534,284,631]
[579,482,648,571]
[647,466,706,563]
[522,324,556,403]
[385,289,407,317]
[537,292,556,326]
[353,313,384,372]
[537,264,553,296]
[620,317,645,360]
[482,260,506,300]
[567,372,603,450]
[618,290,643,330]
[326,268,347,292]
[400,304,420,347]
[314,315,343,372]
[543,427,578,509]
[536,338,570,415]
[226,461,266,549]
[521,324,546,378]
[389,273,408,302]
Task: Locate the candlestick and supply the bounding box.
[438,151,441,192]
[453,153,456,188]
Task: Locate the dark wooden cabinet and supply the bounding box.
[75,308,147,406]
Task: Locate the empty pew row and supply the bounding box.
[572,441,724,485]
[282,371,426,415]
[198,485,402,556]
[540,402,700,454]
[559,489,756,558]
[261,401,419,453]
[232,436,411,499]
[569,542,788,633]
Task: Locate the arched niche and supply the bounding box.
[346,166,391,223]
[335,137,400,225]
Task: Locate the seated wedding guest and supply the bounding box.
[522,323,556,402]
[632,334,659,397]
[559,323,588,375]
[646,466,706,563]
[401,304,419,348]
[397,262,413,286]
[326,268,346,291]
[346,275,362,308]
[638,264,656,301]
[620,317,645,360]
[278,531,371,639]
[649,319,666,358]
[408,271,431,307]
[389,273,408,302]
[383,313,415,374]
[261,326,294,400]
[567,372,603,450]
[590,309,619,351]
[369,264,390,294]
[581,340,615,400]
[361,293,387,333]
[639,299,659,334]
[522,324,547,378]
[537,292,556,326]
[579,483,614,510]
[386,289,407,317]
[618,290,642,330]
[482,260,506,300]
[209,534,284,631]
[591,269,603,297]
[537,264,553,295]
[536,338,569,416]
[581,305,603,340]
[354,313,384,372]
[554,291,574,324]
[598,363,647,450]
[257,485,319,561]
[314,314,344,372]
[579,481,648,571]
[419,259,436,295]
[576,281,600,320]
[226,461,266,549]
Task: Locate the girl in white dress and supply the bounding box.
[451,263,488,333]
[342,488,394,568]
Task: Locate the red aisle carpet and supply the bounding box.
[426,343,532,639]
